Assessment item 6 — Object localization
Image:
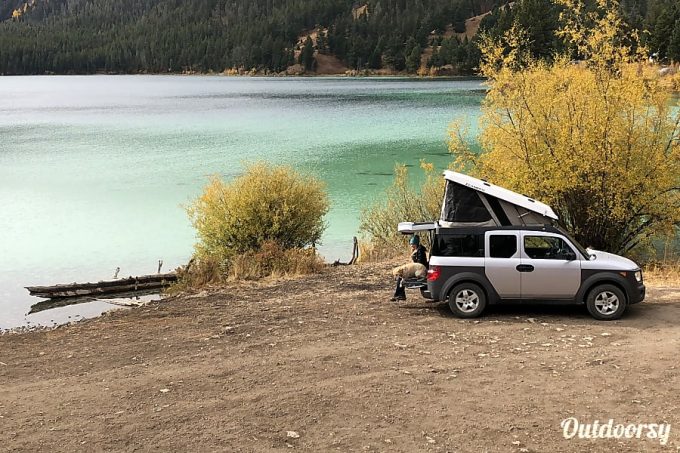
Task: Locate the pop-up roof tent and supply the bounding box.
[440,170,557,226]
[399,171,558,233]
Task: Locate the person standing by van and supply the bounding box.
[390,235,428,301]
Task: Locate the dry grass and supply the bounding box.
[356,239,403,263]
[167,257,225,294]
[643,261,680,287]
[228,241,325,280]
[169,242,325,293]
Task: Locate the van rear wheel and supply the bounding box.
[586,284,627,320]
[448,283,487,318]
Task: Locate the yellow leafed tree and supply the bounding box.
[450,0,680,254]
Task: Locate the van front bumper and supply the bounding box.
[629,283,645,304]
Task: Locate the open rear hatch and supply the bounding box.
[397,222,436,291]
[397,221,438,234]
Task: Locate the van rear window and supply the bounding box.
[432,233,484,257]
[489,235,517,258]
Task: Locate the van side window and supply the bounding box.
[432,233,484,257]
[489,235,517,258]
[524,236,571,260]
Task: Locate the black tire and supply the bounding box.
[448,283,487,318]
[586,284,627,320]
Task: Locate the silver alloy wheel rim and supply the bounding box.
[455,289,480,313]
[594,291,620,315]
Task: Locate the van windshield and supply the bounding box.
[556,225,591,259]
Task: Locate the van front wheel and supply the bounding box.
[586,284,627,320]
[448,283,487,318]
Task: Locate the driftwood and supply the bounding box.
[26,272,177,299]
[28,289,160,314]
[332,237,359,266]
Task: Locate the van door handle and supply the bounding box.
[516,264,535,273]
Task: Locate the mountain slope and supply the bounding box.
[0,0,498,75]
[0,0,677,75]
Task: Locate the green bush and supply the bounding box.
[183,163,329,284]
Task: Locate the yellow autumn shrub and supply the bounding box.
[450,0,680,254]
[183,163,329,284]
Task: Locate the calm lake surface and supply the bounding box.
[0,76,484,329]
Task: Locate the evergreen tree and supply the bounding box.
[669,20,680,62]
[300,36,315,71]
[428,47,441,67]
[316,30,328,54]
[405,44,422,72]
[453,7,467,33]
[650,4,680,60]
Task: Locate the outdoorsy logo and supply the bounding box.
[561,417,671,446]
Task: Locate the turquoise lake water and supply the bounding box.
[0,76,484,329]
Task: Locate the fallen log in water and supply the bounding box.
[28,289,161,314]
[25,273,177,299]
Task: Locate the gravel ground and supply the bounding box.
[1,262,679,452]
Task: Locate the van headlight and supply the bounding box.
[634,270,642,283]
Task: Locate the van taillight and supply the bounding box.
[427,266,441,282]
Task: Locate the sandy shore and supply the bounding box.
[1,262,679,452]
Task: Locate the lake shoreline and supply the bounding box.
[1,71,486,80]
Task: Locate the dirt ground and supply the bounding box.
[1,262,679,452]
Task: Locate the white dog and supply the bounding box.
[392,262,427,279]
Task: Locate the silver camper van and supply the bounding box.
[399,171,645,320]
